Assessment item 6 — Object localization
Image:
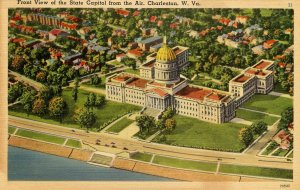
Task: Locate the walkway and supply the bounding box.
[117,122,139,139]
[269,91,293,99]
[9,70,44,90]
[239,107,280,117]
[231,118,252,125]
[8,116,293,170]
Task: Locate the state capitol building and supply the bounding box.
[106,39,274,124]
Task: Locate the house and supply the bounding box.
[188,30,199,39]
[127,48,143,59]
[288,123,294,134]
[141,28,151,36]
[61,52,82,64]
[263,39,278,49]
[116,54,126,62]
[285,64,293,73]
[157,20,163,27]
[138,36,163,51]
[133,10,139,17]
[36,30,49,39]
[128,42,138,50]
[284,28,293,35]
[278,62,286,69]
[10,38,25,46]
[252,45,264,55]
[116,9,130,17]
[273,130,293,150]
[79,27,91,36]
[49,29,69,41]
[245,24,262,35]
[150,16,157,23]
[23,39,41,48]
[235,15,249,24]
[87,43,109,53]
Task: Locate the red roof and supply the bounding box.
[148,88,168,97]
[157,20,163,26]
[245,69,267,76]
[278,62,286,68]
[12,38,25,43]
[219,18,231,25]
[126,78,149,89]
[207,93,225,101]
[67,15,81,22]
[234,74,251,83]
[61,22,78,30]
[176,86,212,101]
[170,23,177,29]
[128,49,143,57]
[253,60,272,70]
[150,16,157,22]
[133,10,139,17]
[265,39,277,45]
[113,74,131,82]
[116,9,130,17]
[116,54,126,58]
[236,15,249,19]
[49,29,64,36]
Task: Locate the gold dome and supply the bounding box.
[156,44,176,62]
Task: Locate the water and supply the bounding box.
[8,146,174,181]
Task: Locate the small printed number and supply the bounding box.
[280,184,290,188]
[288,3,292,7]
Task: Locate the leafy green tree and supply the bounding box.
[136,115,155,134]
[95,95,105,107]
[36,71,47,83]
[73,108,96,132]
[250,121,268,136]
[162,107,174,120]
[8,82,23,103]
[48,96,67,123]
[165,118,176,133]
[32,98,47,116]
[239,127,254,146]
[278,107,293,130]
[20,90,36,115]
[72,77,79,102]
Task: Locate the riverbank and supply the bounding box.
[8,135,284,182]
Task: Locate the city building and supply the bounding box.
[106,39,236,124]
[229,59,275,107]
[138,36,163,51]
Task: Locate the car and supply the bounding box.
[105,144,109,147]
[123,147,128,150]
[112,145,117,148]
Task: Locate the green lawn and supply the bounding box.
[287,151,293,158]
[219,164,293,179]
[272,148,290,157]
[261,9,273,17]
[65,139,82,148]
[15,129,66,145]
[131,152,153,162]
[124,68,140,75]
[236,109,279,125]
[153,115,247,152]
[107,60,122,66]
[241,94,293,115]
[81,76,106,89]
[9,89,141,132]
[261,142,278,156]
[153,155,217,172]
[8,126,16,134]
[106,117,134,133]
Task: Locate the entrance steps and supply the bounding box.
[142,107,162,119]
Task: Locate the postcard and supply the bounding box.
[0,0,298,189]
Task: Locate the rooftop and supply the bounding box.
[233,74,251,83]
[148,88,168,97]
[245,68,267,76]
[126,78,149,89]
[176,86,214,101]
[140,36,162,44]
[112,74,131,82]
[253,60,273,70]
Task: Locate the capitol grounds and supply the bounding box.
[9,86,292,153]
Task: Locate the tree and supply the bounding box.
[136,115,155,134]
[48,97,67,123]
[32,98,47,116]
[95,95,105,107]
[72,77,79,102]
[165,118,176,133]
[74,108,96,132]
[8,82,23,103]
[239,127,254,146]
[90,75,101,86]
[11,56,25,72]
[250,121,267,135]
[36,71,47,83]
[278,107,293,130]
[89,93,96,107]
[20,90,36,115]
[162,107,174,120]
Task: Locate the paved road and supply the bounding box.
[8,115,292,170]
[239,107,281,117]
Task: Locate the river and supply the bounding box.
[8,146,174,181]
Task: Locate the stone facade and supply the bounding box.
[106,42,236,124]
[229,59,274,107]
